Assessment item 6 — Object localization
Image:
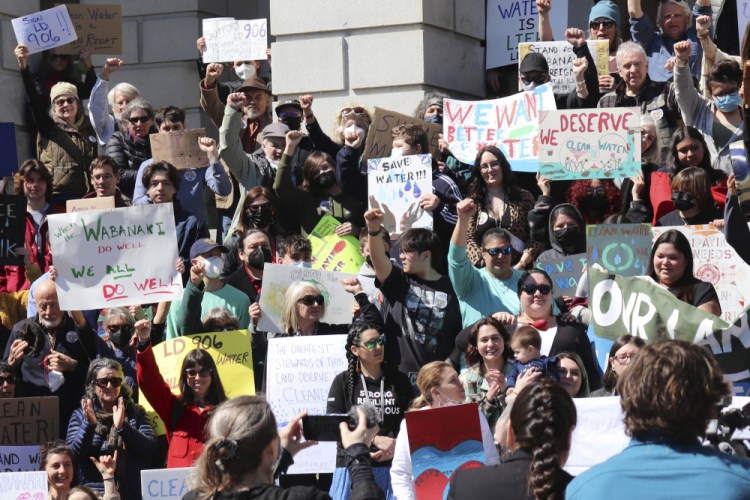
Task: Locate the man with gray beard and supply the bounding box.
[3,279,97,435]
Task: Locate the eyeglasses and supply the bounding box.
[54,97,76,106]
[299,294,325,306]
[586,187,607,196]
[357,334,386,350]
[278,110,302,120]
[95,377,123,388]
[484,246,513,256]
[589,19,616,29]
[129,115,151,124]
[248,202,272,213]
[93,174,115,181]
[520,75,547,85]
[186,368,212,378]
[521,284,552,295]
[107,324,134,335]
[614,353,637,364]
[0,375,16,385]
[479,160,501,172]
[341,107,365,116]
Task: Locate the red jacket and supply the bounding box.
[136,343,213,468]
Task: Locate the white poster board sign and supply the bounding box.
[47,203,183,310]
[257,264,357,334]
[141,467,194,499]
[266,335,348,474]
[518,40,609,94]
[738,1,750,51]
[202,18,267,63]
[0,445,41,472]
[367,154,433,235]
[12,5,78,55]
[0,470,47,498]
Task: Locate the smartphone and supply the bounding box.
[302,414,349,441]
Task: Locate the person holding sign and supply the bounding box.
[66,358,156,498]
[87,57,141,146]
[15,44,98,202]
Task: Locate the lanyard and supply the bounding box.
[359,373,385,423]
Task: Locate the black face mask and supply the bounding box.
[282,117,302,131]
[247,247,273,270]
[315,171,337,190]
[671,191,695,211]
[553,226,581,250]
[247,204,274,228]
[108,325,134,348]
[581,194,609,213]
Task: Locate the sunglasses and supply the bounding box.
[95,377,123,388]
[278,110,302,120]
[129,115,151,124]
[485,246,513,256]
[48,54,70,61]
[0,375,16,385]
[299,294,325,306]
[341,106,365,116]
[520,75,547,85]
[54,97,76,106]
[358,334,386,350]
[589,20,616,29]
[186,367,212,378]
[107,324,134,334]
[521,284,552,295]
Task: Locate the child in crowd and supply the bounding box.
[505,325,559,396]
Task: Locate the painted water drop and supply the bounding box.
[413,184,422,198]
[405,179,412,191]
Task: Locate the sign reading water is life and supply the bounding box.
[12,5,77,54]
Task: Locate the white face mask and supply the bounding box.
[344,125,366,140]
[391,148,404,158]
[201,256,223,279]
[436,390,463,407]
[235,63,256,81]
[521,81,541,92]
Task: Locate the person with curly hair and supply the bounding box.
[567,179,622,224]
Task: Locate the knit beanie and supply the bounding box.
[50,81,78,103]
[589,0,621,26]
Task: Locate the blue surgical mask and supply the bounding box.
[290,260,312,268]
[714,91,741,112]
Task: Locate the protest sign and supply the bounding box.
[0,123,18,177]
[405,403,485,499]
[12,5,77,55]
[257,264,357,334]
[566,397,628,475]
[587,223,652,277]
[535,252,586,299]
[150,129,209,170]
[444,86,557,171]
[141,329,254,435]
[0,470,46,498]
[47,203,183,310]
[738,1,750,51]
[66,196,115,213]
[367,154,433,235]
[55,4,122,54]
[141,467,194,499]
[0,397,58,446]
[362,107,442,162]
[518,40,609,94]
[486,0,569,68]
[0,195,26,266]
[0,446,42,472]
[266,334,348,474]
[308,216,365,274]
[538,108,641,180]
[589,267,750,395]
[653,225,750,323]
[202,18,267,63]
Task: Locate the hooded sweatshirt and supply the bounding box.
[536,203,586,262]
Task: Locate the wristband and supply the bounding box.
[368,229,380,236]
[102,477,115,481]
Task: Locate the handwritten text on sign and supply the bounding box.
[12,5,77,55]
[47,203,183,310]
[587,223,652,277]
[0,397,58,446]
[0,446,41,472]
[538,108,641,180]
[0,470,47,498]
[202,18,267,63]
[0,195,26,267]
[444,86,557,171]
[518,40,609,94]
[55,4,122,55]
[308,216,365,274]
[141,467,193,499]
[362,107,442,162]
[535,253,586,299]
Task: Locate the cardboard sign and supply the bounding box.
[444,86,557,171]
[150,129,209,170]
[0,397,59,445]
[535,252,586,299]
[47,203,183,310]
[405,404,485,499]
[0,123,18,177]
[141,467,194,499]
[266,334,348,474]
[257,263,357,334]
[367,154,433,235]
[538,108,641,180]
[0,445,42,472]
[307,216,365,274]
[518,40,609,93]
[486,0,569,68]
[586,223,652,277]
[141,330,255,435]
[0,195,26,266]
[66,196,115,213]
[55,4,122,55]
[12,5,77,55]
[0,470,47,498]
[362,107,442,162]
[202,18,268,63]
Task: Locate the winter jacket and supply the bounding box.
[105,128,156,199]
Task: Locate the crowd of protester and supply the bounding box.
[2,0,750,498]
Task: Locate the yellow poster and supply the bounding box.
[140,329,255,435]
[308,215,365,274]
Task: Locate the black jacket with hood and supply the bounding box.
[532,203,587,262]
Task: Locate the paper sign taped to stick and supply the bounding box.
[0,123,18,178]
[257,264,357,334]
[0,397,59,445]
[367,154,433,235]
[587,223,652,277]
[308,216,365,274]
[362,107,442,162]
[0,470,47,498]
[66,196,115,213]
[518,40,609,93]
[202,18,268,63]
[0,195,26,267]
[0,445,42,472]
[141,467,194,499]
[47,203,183,310]
[141,330,254,436]
[266,334,348,474]
[150,129,209,170]
[538,108,641,180]
[12,5,77,55]
[444,86,557,170]
[535,252,586,299]
[55,3,122,54]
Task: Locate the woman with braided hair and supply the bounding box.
[327,322,413,499]
[448,380,577,500]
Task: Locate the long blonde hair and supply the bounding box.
[410,361,453,410]
[280,280,326,334]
